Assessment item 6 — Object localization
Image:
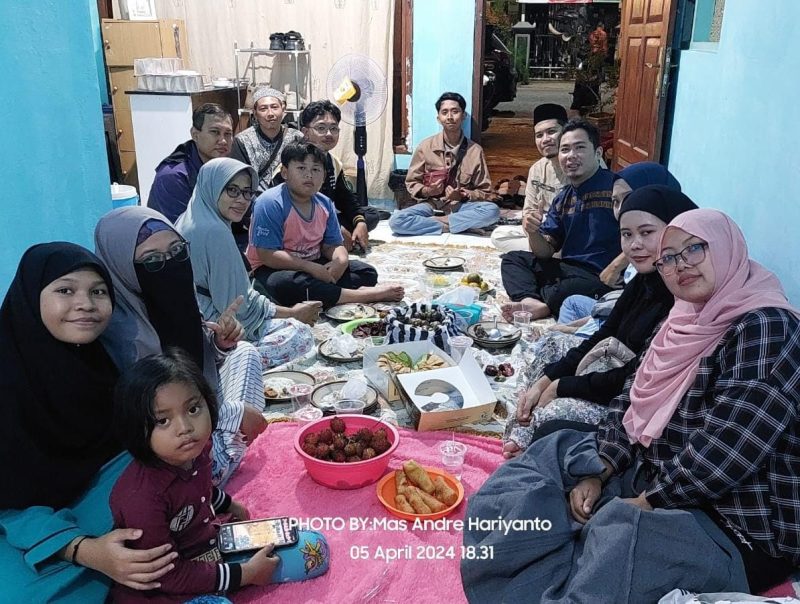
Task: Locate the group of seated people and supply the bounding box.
[2,85,799,603]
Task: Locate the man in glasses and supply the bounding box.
[273,100,380,252]
[148,103,234,223]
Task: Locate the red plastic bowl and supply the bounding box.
[294,415,400,490]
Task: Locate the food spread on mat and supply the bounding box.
[301,417,392,463]
[459,272,491,293]
[376,352,448,374]
[393,460,459,514]
[393,307,448,330]
[351,319,388,337]
[263,377,295,399]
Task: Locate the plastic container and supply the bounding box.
[111,183,139,208]
[294,415,399,490]
[333,399,366,414]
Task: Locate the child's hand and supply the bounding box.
[242,544,280,586]
[228,499,250,521]
[310,263,335,284]
[240,406,267,446]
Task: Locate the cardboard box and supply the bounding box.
[363,341,497,431]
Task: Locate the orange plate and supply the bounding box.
[376,466,464,521]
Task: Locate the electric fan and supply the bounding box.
[326,54,388,206]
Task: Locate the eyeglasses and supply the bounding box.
[224,184,256,201]
[654,242,708,275]
[135,240,190,273]
[310,124,340,135]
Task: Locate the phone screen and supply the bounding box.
[220,517,297,553]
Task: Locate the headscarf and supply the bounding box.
[175,158,273,340]
[0,243,121,509]
[95,207,216,387]
[616,161,681,193]
[618,184,697,224]
[623,208,800,446]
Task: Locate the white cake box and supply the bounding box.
[363,341,497,431]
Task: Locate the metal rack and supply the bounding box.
[233,42,312,121]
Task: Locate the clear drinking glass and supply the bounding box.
[439,441,467,480]
[288,383,313,415]
[448,335,474,363]
[513,310,533,340]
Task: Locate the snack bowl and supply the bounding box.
[376,466,464,521]
[294,415,399,490]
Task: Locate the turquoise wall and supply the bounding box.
[409,0,476,149]
[667,0,800,302]
[0,2,110,296]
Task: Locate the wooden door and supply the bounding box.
[613,0,678,168]
[102,20,162,66]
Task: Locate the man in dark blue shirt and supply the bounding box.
[501,119,620,320]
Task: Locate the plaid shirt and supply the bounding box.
[598,308,800,562]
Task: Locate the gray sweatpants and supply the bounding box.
[462,429,749,604]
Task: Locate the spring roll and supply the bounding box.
[410,486,446,513]
[433,476,458,506]
[395,469,410,494]
[394,493,415,513]
[405,487,433,514]
[402,460,435,494]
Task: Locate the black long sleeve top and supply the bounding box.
[543,271,674,404]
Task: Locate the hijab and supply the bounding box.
[616,161,681,192]
[609,185,698,351]
[95,207,214,385]
[0,243,121,509]
[175,158,272,340]
[623,208,800,446]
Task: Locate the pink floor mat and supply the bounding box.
[225,422,503,603]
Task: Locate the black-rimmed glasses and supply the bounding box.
[135,240,190,273]
[224,184,256,201]
[310,124,340,135]
[654,242,708,275]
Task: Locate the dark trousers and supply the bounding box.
[340,205,381,232]
[253,258,378,309]
[501,250,611,319]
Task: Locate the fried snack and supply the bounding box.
[403,460,435,494]
[404,488,433,514]
[264,387,279,398]
[433,476,458,506]
[394,494,415,513]
[395,469,410,494]
[415,353,447,371]
[409,486,446,513]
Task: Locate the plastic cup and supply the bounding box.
[333,399,366,414]
[448,335,474,363]
[439,441,467,480]
[293,405,323,424]
[513,310,533,340]
[288,383,313,414]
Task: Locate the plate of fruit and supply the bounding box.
[458,273,494,298]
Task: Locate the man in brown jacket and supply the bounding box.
[389,92,500,235]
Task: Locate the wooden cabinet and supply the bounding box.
[102,19,189,188]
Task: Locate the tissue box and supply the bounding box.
[363,341,497,431]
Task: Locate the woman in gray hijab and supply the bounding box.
[95,206,266,486]
[175,157,319,369]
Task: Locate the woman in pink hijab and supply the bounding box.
[590,208,800,592]
[463,209,800,601]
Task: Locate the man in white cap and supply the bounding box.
[230,87,303,192]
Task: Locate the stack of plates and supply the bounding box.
[311,380,380,415]
[467,321,521,349]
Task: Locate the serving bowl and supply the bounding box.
[294,415,399,490]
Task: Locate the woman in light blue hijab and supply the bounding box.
[176,158,318,369]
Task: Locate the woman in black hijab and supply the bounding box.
[504,186,699,457]
[0,243,174,602]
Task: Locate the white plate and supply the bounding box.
[423,256,466,271]
[262,370,315,402]
[325,303,378,322]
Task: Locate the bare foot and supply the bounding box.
[500,298,550,322]
[433,216,450,233]
[337,285,405,305]
[502,440,523,460]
